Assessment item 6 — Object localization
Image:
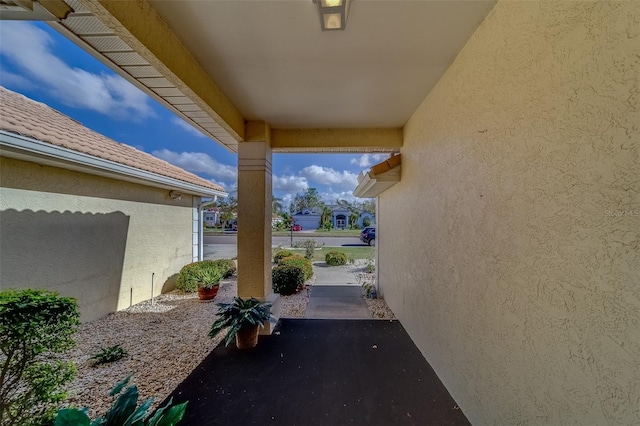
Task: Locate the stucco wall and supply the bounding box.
[0,157,196,322]
[379,1,639,425]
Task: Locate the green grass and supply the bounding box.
[272,246,373,262]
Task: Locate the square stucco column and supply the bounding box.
[237,122,279,332]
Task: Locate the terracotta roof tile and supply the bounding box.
[0,87,224,193]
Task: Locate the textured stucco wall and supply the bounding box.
[0,157,196,322]
[379,1,639,425]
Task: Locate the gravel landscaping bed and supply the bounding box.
[61,266,394,416]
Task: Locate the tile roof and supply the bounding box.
[0,86,224,192]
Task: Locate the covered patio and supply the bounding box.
[162,319,470,426]
[3,1,638,424]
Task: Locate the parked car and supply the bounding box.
[291,224,302,231]
[360,227,376,246]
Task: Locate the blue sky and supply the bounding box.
[0,21,384,208]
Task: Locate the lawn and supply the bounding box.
[272,246,374,262]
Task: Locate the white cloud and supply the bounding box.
[300,165,358,189]
[0,21,154,120]
[0,70,36,90]
[273,174,309,193]
[152,149,237,184]
[350,154,387,168]
[319,190,358,205]
[171,117,206,138]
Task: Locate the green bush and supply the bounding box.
[55,376,187,426]
[273,250,293,263]
[301,239,322,259]
[279,255,313,281]
[325,251,347,266]
[176,260,225,292]
[212,259,236,278]
[272,264,305,296]
[90,344,127,366]
[0,289,80,426]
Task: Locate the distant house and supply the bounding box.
[203,209,219,227]
[291,206,375,230]
[291,208,322,230]
[0,87,227,322]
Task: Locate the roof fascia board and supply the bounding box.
[0,130,227,198]
[271,128,402,152]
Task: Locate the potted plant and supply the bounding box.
[176,260,225,301]
[209,297,272,349]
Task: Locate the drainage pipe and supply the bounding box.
[198,196,218,261]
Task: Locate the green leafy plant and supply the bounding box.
[273,250,293,264]
[365,255,375,273]
[278,255,313,281]
[325,251,347,266]
[0,289,80,426]
[272,264,305,296]
[362,282,377,299]
[175,260,224,292]
[209,297,272,347]
[212,259,236,278]
[90,345,127,366]
[55,376,187,426]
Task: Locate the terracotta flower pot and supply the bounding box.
[197,286,219,301]
[235,325,259,349]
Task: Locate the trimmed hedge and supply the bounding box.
[0,289,79,426]
[272,264,305,296]
[176,260,225,292]
[325,251,347,266]
[279,255,313,281]
[273,250,293,263]
[213,259,236,278]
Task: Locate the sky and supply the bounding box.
[0,21,384,209]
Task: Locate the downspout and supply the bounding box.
[198,196,218,261]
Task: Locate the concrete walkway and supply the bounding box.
[305,262,372,319]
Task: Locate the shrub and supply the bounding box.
[0,289,80,426]
[176,260,224,292]
[279,255,313,281]
[90,344,127,366]
[325,251,347,266]
[300,239,323,259]
[272,264,305,296]
[55,376,187,426]
[273,250,293,263]
[212,259,236,278]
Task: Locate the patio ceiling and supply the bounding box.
[8,0,497,153]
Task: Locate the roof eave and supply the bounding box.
[353,154,401,198]
[0,130,227,198]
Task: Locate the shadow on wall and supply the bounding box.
[0,209,129,322]
[162,273,178,294]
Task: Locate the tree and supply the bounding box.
[215,196,237,228]
[360,199,376,215]
[272,196,284,215]
[320,206,333,230]
[289,188,324,213]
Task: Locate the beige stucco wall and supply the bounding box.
[379,1,639,425]
[0,157,197,322]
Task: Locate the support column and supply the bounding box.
[237,121,279,332]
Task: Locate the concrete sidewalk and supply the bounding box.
[305,262,371,319]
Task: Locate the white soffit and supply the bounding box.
[49,0,239,152]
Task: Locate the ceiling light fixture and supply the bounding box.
[313,0,351,31]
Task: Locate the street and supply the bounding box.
[202,234,367,260]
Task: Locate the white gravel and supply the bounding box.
[61,268,395,417]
